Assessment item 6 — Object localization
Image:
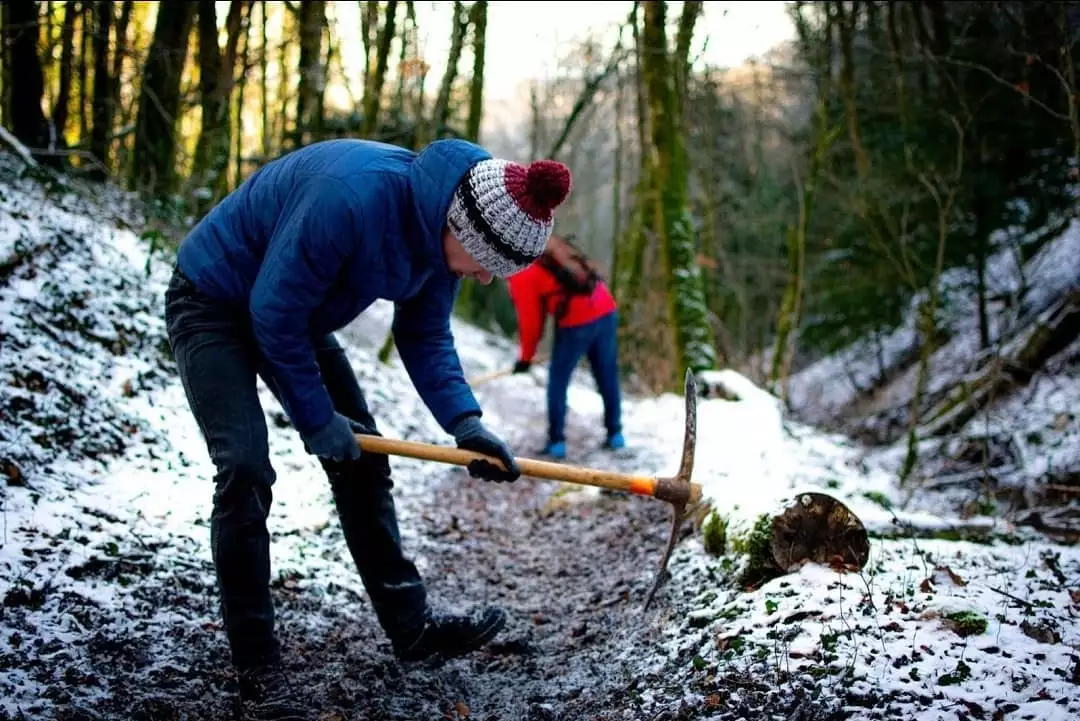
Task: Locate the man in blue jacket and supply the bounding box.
[164,137,572,720]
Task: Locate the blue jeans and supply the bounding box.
[547,311,622,444]
[164,267,427,670]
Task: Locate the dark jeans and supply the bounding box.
[164,267,427,670]
[547,311,622,444]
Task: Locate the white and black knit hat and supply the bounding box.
[446,157,573,277]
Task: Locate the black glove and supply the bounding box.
[346,416,379,437]
[303,412,363,462]
[512,359,531,374]
[451,415,521,483]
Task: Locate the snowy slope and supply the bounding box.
[2,153,1080,720]
[784,214,1080,515]
[787,217,1080,424]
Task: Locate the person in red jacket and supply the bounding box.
[507,234,624,459]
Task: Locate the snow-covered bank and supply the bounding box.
[784,215,1080,509]
[3,154,1079,720]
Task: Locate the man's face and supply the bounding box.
[442,228,494,285]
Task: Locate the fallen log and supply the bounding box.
[919,289,1080,438]
[700,490,870,589]
[861,512,1017,542]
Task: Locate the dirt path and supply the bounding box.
[266,383,685,721]
[1,369,691,721]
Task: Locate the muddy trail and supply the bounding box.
[2,425,678,720]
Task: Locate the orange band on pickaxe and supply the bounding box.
[629,477,658,496]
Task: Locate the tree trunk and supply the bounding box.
[391,1,416,121]
[75,3,89,143]
[130,1,196,196]
[640,0,717,387]
[360,0,377,84]
[464,0,486,143]
[192,0,248,215]
[769,98,839,399]
[259,0,269,160]
[451,1,491,322]
[231,12,251,189]
[88,0,113,178]
[672,0,700,104]
[700,490,870,589]
[52,0,78,148]
[106,0,132,166]
[612,2,648,307]
[360,0,397,138]
[3,0,50,151]
[611,57,624,278]
[423,0,467,146]
[902,154,962,482]
[292,0,326,148]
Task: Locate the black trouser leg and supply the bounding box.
[165,269,281,670]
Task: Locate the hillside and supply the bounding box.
[786,212,1080,529]
[2,152,1079,721]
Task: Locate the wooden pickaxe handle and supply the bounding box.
[466,367,516,387]
[467,353,550,387]
[354,434,699,504]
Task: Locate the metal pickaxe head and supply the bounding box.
[642,367,700,611]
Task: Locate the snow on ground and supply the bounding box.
[2,155,1080,720]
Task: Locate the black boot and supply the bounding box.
[235,664,313,721]
[393,606,507,663]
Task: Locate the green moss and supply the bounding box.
[944,610,988,637]
[862,490,893,510]
[732,514,780,589]
[938,660,972,686]
[701,511,728,556]
[376,331,395,364]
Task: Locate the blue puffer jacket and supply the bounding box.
[175,138,491,438]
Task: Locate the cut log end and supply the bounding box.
[709,491,871,589]
[770,492,870,573]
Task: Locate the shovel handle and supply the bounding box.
[355,434,661,498]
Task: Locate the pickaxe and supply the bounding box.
[354,368,701,611]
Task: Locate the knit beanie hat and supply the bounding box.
[446,158,573,277]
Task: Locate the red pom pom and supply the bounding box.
[525,160,572,214]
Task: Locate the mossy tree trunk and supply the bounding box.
[453,0,489,321]
[769,97,840,400]
[639,0,716,388]
[360,0,398,138]
[611,1,649,307]
[464,0,487,143]
[418,0,467,147]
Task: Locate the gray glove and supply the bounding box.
[452,415,520,483]
[304,412,362,462]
